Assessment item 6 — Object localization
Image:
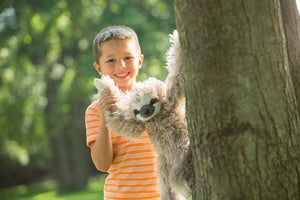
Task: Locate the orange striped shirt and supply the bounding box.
[85,101,160,200]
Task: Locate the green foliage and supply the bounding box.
[0,175,106,200]
[0,0,176,190]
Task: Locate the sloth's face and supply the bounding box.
[131,93,161,122]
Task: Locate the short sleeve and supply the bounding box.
[85,101,100,147]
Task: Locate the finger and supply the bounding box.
[98,96,113,105]
[102,96,117,104]
[99,93,117,102]
[98,98,117,111]
[98,93,111,101]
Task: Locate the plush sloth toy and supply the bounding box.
[94,31,192,200]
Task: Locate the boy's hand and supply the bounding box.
[97,93,117,124]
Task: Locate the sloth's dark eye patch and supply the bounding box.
[133,109,140,116]
[150,98,159,105]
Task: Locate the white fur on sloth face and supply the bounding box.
[130,91,162,122]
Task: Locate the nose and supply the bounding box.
[139,105,155,118]
[116,59,126,69]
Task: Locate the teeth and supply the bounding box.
[115,72,128,78]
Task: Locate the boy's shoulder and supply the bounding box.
[85,101,98,114]
[88,100,98,107]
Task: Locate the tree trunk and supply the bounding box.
[45,72,89,191]
[280,0,300,114]
[174,0,300,199]
[69,92,91,189]
[45,76,73,191]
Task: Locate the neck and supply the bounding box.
[119,82,135,92]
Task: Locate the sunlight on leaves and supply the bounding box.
[3,68,15,82]
[56,12,70,31]
[23,34,32,44]
[4,140,30,166]
[0,48,9,59]
[110,2,121,14]
[57,68,75,102]
[78,39,89,51]
[148,59,164,77]
[57,0,67,9]
[50,63,65,80]
[30,14,45,34]
[47,32,61,63]
[0,7,17,32]
[8,36,18,46]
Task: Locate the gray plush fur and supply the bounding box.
[94,30,192,200]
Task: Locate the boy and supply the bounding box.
[85,26,160,199]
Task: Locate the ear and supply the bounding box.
[138,54,144,69]
[94,62,103,75]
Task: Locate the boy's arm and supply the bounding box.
[90,123,113,172]
[85,94,116,172]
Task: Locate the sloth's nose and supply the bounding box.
[140,105,155,118]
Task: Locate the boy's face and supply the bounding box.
[94,39,143,91]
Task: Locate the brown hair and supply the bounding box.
[93,25,141,64]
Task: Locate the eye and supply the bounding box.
[125,56,133,61]
[133,109,140,116]
[106,59,115,63]
[150,98,159,105]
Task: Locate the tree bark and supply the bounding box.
[174,0,300,199]
[280,0,300,114]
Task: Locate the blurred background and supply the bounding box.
[0,0,175,199]
[1,0,299,199]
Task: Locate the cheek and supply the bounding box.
[129,61,140,72]
[125,60,135,68]
[128,58,140,66]
[102,65,115,74]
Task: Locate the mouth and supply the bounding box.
[114,72,130,79]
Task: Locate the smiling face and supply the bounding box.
[94,39,143,92]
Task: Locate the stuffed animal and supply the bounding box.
[94,30,192,200]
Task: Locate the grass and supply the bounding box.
[0,175,106,200]
[0,175,193,200]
